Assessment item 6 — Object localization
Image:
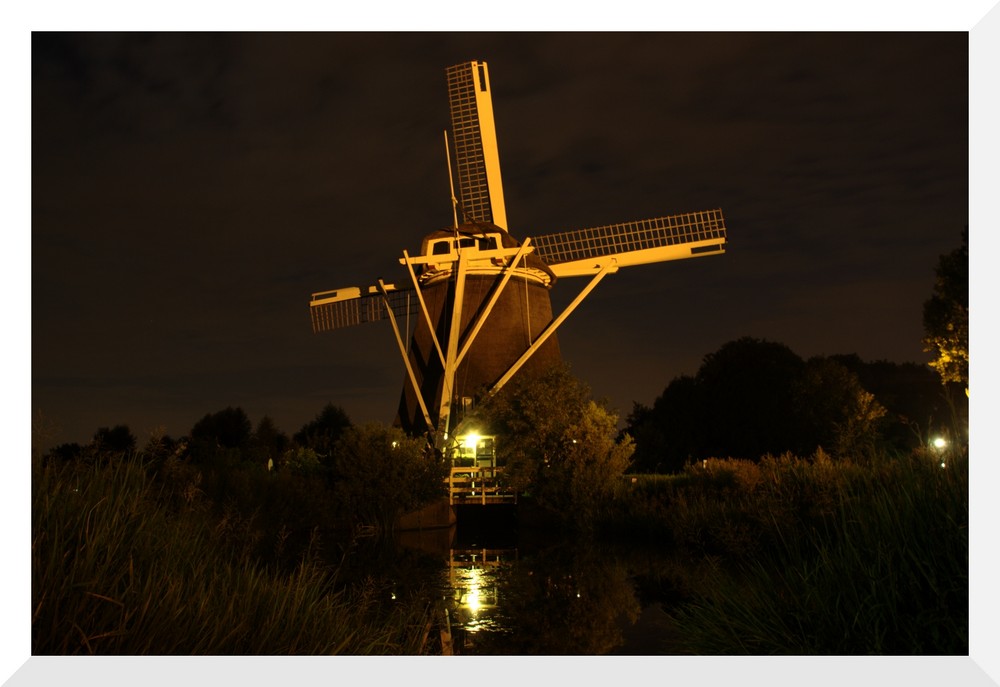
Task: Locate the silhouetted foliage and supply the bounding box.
[622,338,946,470]
[830,355,961,451]
[189,406,252,465]
[922,228,968,391]
[190,406,252,449]
[697,337,809,459]
[46,442,85,464]
[141,429,180,467]
[294,403,352,460]
[45,426,137,464]
[794,357,887,458]
[249,415,290,467]
[625,376,699,474]
[329,423,447,531]
[92,425,136,454]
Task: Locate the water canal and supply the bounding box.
[380,505,692,655]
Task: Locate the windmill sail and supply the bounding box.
[310,285,418,333]
[530,209,727,278]
[446,61,507,228]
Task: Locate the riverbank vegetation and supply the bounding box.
[598,450,968,654]
[32,410,450,655]
[31,453,438,655]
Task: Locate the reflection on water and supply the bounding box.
[446,548,515,646]
[447,543,642,655]
[395,507,686,655]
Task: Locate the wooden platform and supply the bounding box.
[447,466,516,506]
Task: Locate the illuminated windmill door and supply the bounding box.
[309,60,728,469]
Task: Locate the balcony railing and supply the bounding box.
[448,466,516,505]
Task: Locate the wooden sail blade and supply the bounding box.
[446,61,507,229]
[309,285,418,333]
[529,208,727,278]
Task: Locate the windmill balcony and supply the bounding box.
[447,433,516,505]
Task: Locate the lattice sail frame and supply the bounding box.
[310,285,418,333]
[446,61,507,229]
[531,208,727,278]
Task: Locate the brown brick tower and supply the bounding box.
[396,223,562,435]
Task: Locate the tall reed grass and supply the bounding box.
[667,452,968,654]
[32,454,431,654]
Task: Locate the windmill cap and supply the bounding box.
[418,222,556,283]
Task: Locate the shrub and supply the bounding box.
[329,423,447,532]
[474,365,634,528]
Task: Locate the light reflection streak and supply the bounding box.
[447,548,515,635]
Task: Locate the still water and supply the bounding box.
[388,505,688,655]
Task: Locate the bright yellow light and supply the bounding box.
[932,436,947,450]
[465,588,481,613]
[463,433,481,450]
[461,567,484,614]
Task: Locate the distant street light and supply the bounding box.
[931,435,948,468]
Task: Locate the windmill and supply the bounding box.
[309,60,727,455]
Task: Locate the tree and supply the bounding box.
[475,364,591,493]
[830,355,953,452]
[294,403,351,460]
[189,406,252,465]
[625,375,699,473]
[793,357,887,459]
[474,364,634,526]
[249,416,289,467]
[553,400,634,525]
[695,337,808,459]
[329,423,447,531]
[923,229,968,393]
[190,406,252,449]
[625,340,913,469]
[91,425,136,454]
[46,442,84,464]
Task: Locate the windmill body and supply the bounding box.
[310,60,727,454]
[394,222,561,437]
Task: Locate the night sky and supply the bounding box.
[30,32,970,450]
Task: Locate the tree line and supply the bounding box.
[43,403,448,552]
[623,340,964,473]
